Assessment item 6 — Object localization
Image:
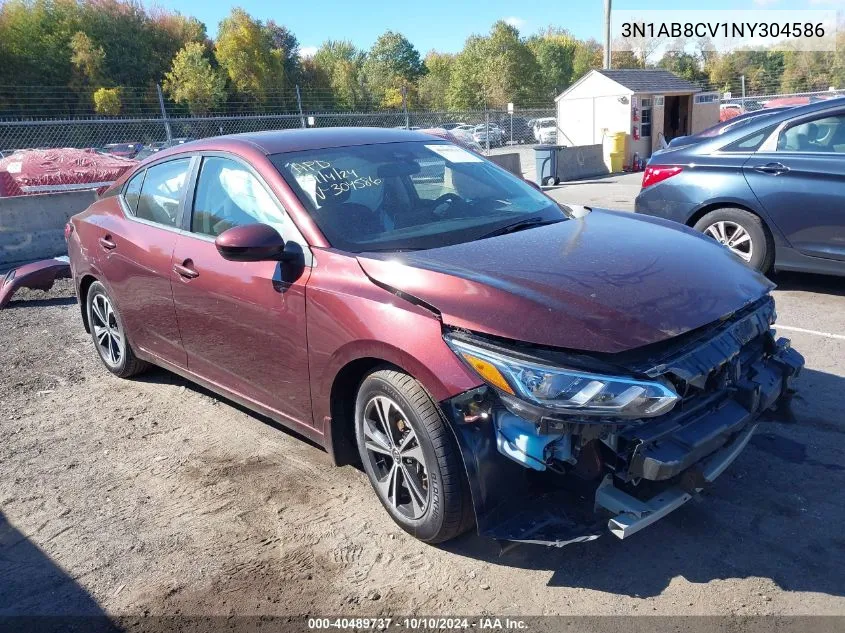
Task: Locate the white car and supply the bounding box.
[532,117,557,142]
[536,121,557,144]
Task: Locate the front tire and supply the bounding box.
[86,281,148,378]
[693,207,774,273]
[355,368,474,543]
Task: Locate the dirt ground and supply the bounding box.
[1,276,844,620]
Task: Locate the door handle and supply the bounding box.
[173,263,199,279]
[98,235,116,250]
[753,162,790,175]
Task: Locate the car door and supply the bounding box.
[170,154,315,429]
[96,157,194,367]
[743,109,845,262]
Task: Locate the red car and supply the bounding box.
[66,128,803,546]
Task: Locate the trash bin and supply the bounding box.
[609,151,624,173]
[534,145,561,186]
[608,131,627,154]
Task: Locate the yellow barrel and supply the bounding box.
[609,151,624,173]
[608,131,627,153]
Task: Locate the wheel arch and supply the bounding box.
[77,273,99,333]
[686,201,764,229]
[322,341,474,467]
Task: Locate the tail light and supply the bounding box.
[642,165,683,189]
[64,222,74,242]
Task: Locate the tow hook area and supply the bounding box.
[594,423,758,539]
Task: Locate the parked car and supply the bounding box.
[532,117,556,142]
[66,128,803,546]
[536,123,557,145]
[471,124,504,147]
[101,142,144,159]
[719,103,743,122]
[439,122,467,131]
[636,100,845,276]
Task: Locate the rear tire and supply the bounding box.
[355,368,474,544]
[86,281,148,378]
[693,207,774,273]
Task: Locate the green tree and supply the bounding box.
[163,42,226,114]
[93,86,121,114]
[310,40,366,109]
[70,31,105,84]
[215,8,284,106]
[361,31,424,108]
[571,39,603,82]
[527,28,578,99]
[447,21,539,109]
[417,51,453,110]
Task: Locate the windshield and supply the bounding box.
[272,141,564,253]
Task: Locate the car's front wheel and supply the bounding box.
[86,281,148,378]
[355,368,474,543]
[693,207,774,273]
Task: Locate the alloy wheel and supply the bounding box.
[704,220,753,262]
[91,293,124,367]
[362,396,429,520]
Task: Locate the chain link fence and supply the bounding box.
[0,107,556,154]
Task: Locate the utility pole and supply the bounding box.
[740,75,746,112]
[604,0,612,69]
[156,83,173,143]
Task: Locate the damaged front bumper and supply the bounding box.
[441,297,804,547]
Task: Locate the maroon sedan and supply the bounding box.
[66,128,803,546]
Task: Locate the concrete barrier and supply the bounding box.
[556,144,609,182]
[487,152,522,177]
[0,190,97,268]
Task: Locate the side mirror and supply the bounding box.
[524,179,543,192]
[215,224,288,262]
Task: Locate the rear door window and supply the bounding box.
[135,158,191,228]
[123,170,145,214]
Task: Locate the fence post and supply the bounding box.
[401,85,409,130]
[156,84,173,143]
[484,108,490,153]
[296,85,306,129]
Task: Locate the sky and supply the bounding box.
[156,0,843,55]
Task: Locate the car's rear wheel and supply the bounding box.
[86,281,148,378]
[355,368,474,543]
[693,207,774,273]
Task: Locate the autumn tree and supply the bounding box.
[93,87,121,115]
[163,42,226,114]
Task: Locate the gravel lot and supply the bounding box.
[1,200,844,619]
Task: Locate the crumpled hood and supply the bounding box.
[356,210,774,354]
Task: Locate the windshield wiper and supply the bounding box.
[478,217,560,239]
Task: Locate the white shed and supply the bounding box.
[555,69,720,166]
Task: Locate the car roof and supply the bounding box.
[156,127,441,157]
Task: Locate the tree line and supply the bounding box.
[1,0,844,118]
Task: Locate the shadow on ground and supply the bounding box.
[770,270,845,297]
[0,511,118,629]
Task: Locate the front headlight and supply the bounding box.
[445,336,679,419]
